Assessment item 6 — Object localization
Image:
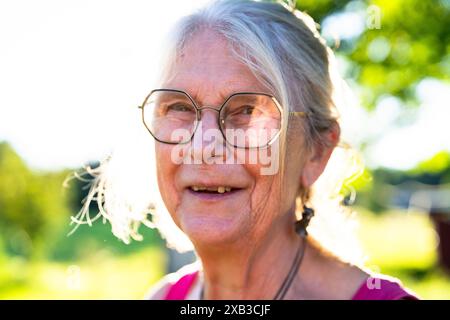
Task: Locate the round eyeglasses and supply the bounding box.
[138,89,304,149]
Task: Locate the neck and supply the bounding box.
[194,214,306,300]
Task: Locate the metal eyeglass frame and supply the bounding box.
[138,88,307,149]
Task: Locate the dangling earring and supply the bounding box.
[295,205,314,237]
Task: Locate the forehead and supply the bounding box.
[162,29,268,102]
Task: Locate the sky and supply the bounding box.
[0,0,449,171]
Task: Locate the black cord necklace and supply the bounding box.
[199,235,307,300]
[199,205,313,300]
[273,235,306,300]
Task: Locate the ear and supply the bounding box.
[301,123,340,188]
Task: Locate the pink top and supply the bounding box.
[163,271,419,300]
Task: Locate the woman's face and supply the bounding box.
[154,30,311,247]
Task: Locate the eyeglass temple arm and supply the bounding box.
[289,111,308,117]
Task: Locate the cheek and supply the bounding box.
[247,134,305,219]
[283,135,307,204]
[243,163,281,219]
[155,144,181,214]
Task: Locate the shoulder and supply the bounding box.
[301,238,371,299]
[352,272,419,300]
[303,237,418,300]
[144,261,201,300]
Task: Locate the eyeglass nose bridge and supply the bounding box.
[197,106,221,112]
[195,105,225,124]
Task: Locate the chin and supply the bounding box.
[178,210,249,248]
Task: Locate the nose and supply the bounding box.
[190,107,225,163]
[199,107,220,131]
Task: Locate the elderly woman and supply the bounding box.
[75,0,418,300]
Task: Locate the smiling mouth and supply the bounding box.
[189,186,240,194]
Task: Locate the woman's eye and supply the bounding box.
[239,105,255,115]
[167,104,193,112]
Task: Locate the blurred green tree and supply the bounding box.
[0,142,71,260]
[289,0,450,203]
[295,0,450,108]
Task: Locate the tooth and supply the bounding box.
[225,187,231,192]
[192,186,199,191]
[217,186,225,193]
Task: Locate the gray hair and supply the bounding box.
[69,0,365,264]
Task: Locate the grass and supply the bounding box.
[356,207,438,270]
[355,207,450,299]
[0,246,166,299]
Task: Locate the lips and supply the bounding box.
[180,167,247,199]
[189,186,235,193]
[184,182,244,200]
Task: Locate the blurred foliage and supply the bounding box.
[0,247,166,299]
[0,141,166,298]
[0,141,163,262]
[356,208,450,299]
[410,151,450,177]
[0,142,72,259]
[348,151,450,212]
[356,207,438,270]
[295,0,450,109]
[49,214,163,262]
